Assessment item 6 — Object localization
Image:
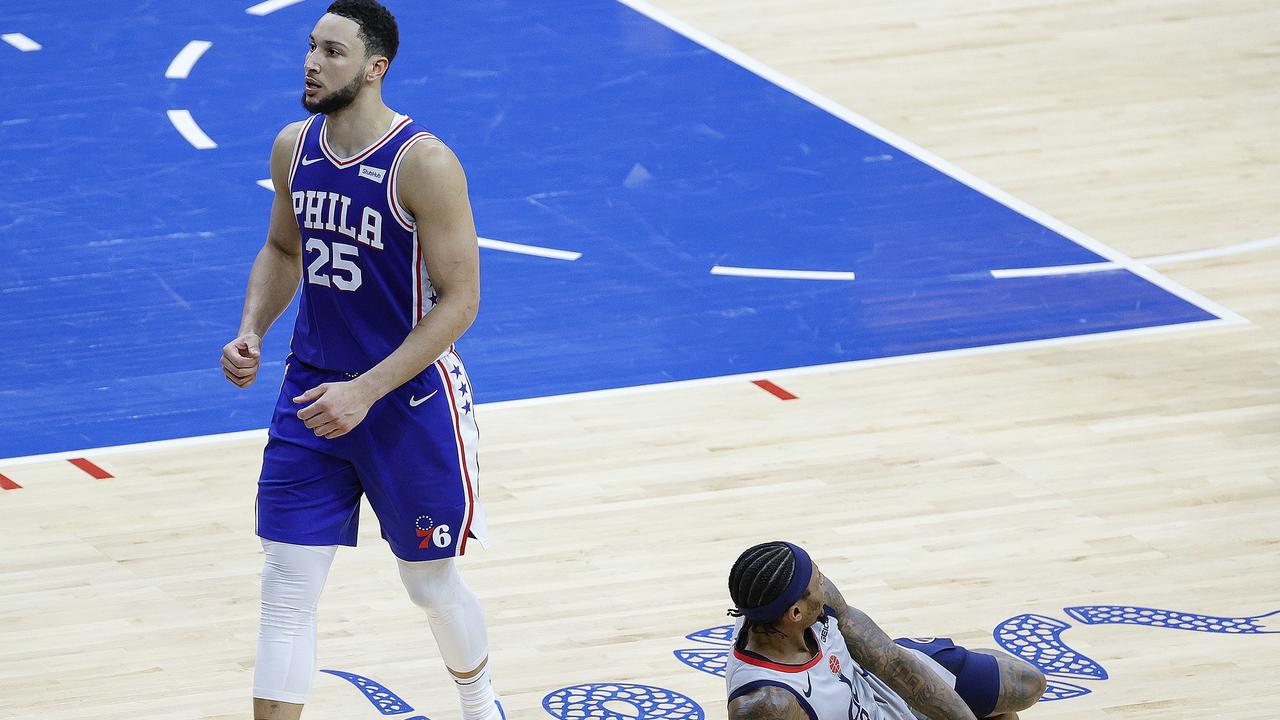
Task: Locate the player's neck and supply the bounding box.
[323,93,396,158]
[745,624,816,663]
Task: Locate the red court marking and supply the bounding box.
[0,473,20,490]
[752,379,798,400]
[68,458,113,479]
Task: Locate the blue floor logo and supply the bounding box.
[672,606,1278,703]
[321,672,704,719]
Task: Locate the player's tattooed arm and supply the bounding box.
[822,576,979,720]
[728,686,811,720]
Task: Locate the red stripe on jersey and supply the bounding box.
[731,646,824,673]
[0,473,21,490]
[320,115,413,168]
[436,359,475,554]
[386,132,436,231]
[287,115,316,189]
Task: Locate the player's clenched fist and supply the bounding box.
[294,381,374,439]
[222,332,262,388]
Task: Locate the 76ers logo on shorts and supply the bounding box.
[415,515,453,550]
[829,655,841,675]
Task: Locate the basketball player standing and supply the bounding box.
[220,2,504,718]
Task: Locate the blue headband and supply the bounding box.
[741,542,813,622]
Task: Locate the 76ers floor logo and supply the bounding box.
[415,515,452,549]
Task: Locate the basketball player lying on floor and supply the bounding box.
[726,542,1046,720]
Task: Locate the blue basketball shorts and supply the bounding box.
[256,349,488,561]
[893,637,1000,718]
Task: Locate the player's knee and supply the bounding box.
[398,557,463,612]
[1004,658,1046,711]
[259,541,335,633]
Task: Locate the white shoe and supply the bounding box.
[466,698,506,720]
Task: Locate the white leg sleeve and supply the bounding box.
[253,540,337,704]
[397,557,490,673]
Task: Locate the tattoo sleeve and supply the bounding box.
[728,686,811,720]
[821,577,978,720]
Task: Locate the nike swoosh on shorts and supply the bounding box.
[409,390,438,407]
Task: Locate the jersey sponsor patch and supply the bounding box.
[359,164,386,183]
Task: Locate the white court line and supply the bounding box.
[992,234,1280,278]
[0,315,1236,467]
[246,0,306,16]
[2,33,41,52]
[256,178,274,190]
[478,237,581,261]
[614,0,1248,327]
[992,262,1117,279]
[712,265,855,281]
[165,40,212,80]
[167,109,217,149]
[1143,234,1280,266]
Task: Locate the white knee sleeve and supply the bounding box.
[253,540,337,704]
[397,558,490,673]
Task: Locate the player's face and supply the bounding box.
[801,563,825,625]
[303,14,370,114]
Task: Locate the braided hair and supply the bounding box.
[727,541,797,635]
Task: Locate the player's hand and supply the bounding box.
[221,333,262,388]
[294,380,375,439]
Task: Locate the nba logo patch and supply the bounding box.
[359,164,386,183]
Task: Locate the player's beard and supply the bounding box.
[303,69,364,115]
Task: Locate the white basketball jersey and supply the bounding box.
[726,612,928,720]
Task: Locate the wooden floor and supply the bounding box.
[2,1,1278,718]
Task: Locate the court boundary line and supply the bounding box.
[612,0,1248,326]
[0,316,1243,467]
[993,234,1280,277]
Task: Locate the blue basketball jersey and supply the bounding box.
[286,112,440,372]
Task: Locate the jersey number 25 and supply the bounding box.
[306,238,362,291]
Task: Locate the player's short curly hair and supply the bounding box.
[326,0,399,66]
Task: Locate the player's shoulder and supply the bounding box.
[272,119,311,151]
[393,127,465,197]
[399,130,461,174]
[728,685,806,720]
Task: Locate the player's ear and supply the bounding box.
[366,55,389,82]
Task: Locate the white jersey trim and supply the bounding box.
[319,112,411,168]
[387,131,439,232]
[286,115,318,190]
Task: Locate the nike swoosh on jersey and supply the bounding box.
[300,155,324,165]
[409,390,438,407]
[802,672,812,698]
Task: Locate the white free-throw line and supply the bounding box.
[165,40,212,79]
[712,265,855,281]
[612,0,1246,326]
[246,0,306,16]
[992,234,1280,278]
[992,262,1117,279]
[478,237,581,261]
[167,109,217,150]
[256,179,274,190]
[2,33,41,52]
